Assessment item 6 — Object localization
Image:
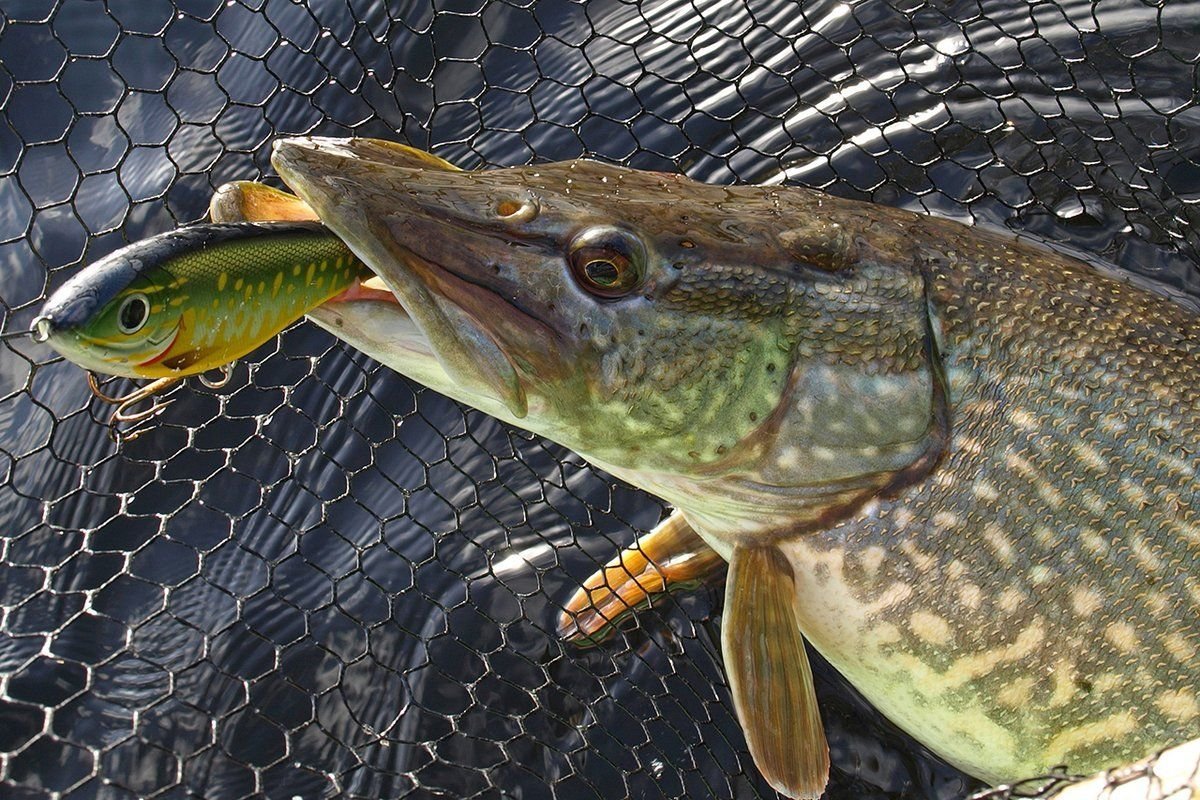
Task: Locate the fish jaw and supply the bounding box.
[273,136,548,422]
[305,297,522,424]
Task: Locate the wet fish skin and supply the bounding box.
[778,204,1199,781]
[252,137,1197,798]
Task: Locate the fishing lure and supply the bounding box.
[32,220,369,439]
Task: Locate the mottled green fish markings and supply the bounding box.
[224,137,1197,799]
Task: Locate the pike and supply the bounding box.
[201,137,1200,797]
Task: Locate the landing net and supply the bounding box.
[1,1,1197,798]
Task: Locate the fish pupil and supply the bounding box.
[567,226,645,298]
[584,260,620,286]
[118,294,149,334]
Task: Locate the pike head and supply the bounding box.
[273,137,943,539]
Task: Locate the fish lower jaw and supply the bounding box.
[305,296,535,427]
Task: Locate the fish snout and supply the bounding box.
[271,136,457,189]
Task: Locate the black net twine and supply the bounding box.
[1,1,1197,799]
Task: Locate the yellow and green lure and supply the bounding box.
[33,221,369,436]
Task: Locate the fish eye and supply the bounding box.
[568,227,645,298]
[118,293,150,334]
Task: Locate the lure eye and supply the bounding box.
[118,293,150,334]
[568,227,645,298]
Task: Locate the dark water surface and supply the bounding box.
[1,1,1198,798]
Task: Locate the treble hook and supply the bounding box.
[87,372,181,442]
[86,362,240,442]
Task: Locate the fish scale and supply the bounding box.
[783,214,1200,780]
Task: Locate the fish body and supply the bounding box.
[567,183,1200,787]
[263,138,1199,797]
[34,221,367,379]
[771,212,1200,779]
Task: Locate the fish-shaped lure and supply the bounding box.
[33,215,370,432]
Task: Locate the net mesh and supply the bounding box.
[966,739,1200,800]
[1,1,1198,798]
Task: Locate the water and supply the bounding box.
[1,0,1198,798]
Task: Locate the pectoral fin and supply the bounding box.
[724,546,829,799]
[557,511,726,644]
[210,181,318,223]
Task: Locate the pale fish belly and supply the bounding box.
[780,527,1197,783]
[775,364,1200,782]
[782,533,1041,781]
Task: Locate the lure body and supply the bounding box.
[35,222,367,379]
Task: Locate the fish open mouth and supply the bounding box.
[313,271,432,368]
[305,253,534,424]
[317,252,538,382]
[274,137,546,420]
[327,273,398,306]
